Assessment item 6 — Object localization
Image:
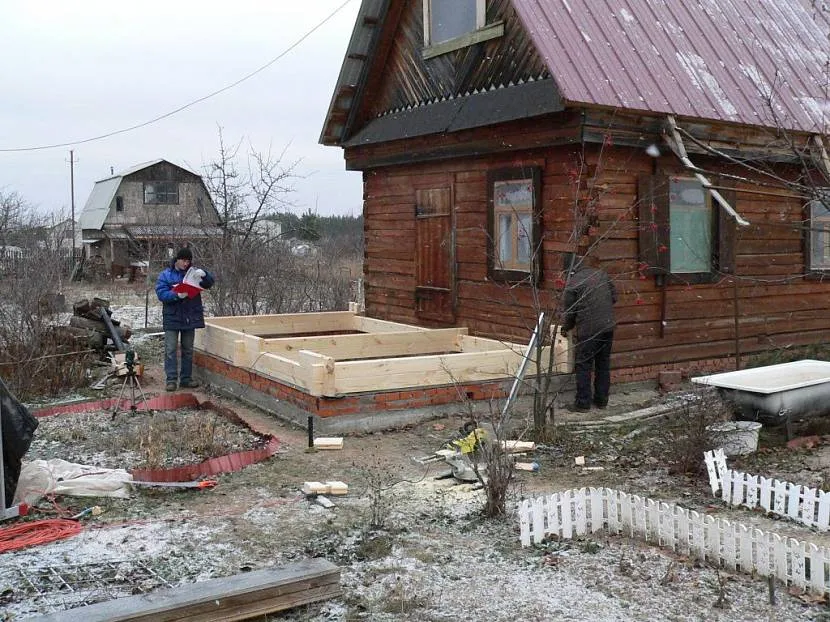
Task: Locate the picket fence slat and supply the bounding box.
[519,487,830,596]
[703,450,830,533]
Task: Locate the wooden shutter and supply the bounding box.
[717,185,737,274]
[637,174,670,275]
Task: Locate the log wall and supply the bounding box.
[354,123,830,382]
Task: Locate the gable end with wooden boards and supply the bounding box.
[321,0,830,383]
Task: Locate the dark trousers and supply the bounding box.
[574,329,614,409]
[164,329,195,384]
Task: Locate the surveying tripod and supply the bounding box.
[112,349,149,418]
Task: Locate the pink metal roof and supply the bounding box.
[511,0,830,133]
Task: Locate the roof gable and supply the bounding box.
[323,0,830,146]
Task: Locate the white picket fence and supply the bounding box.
[519,487,830,594]
[704,449,830,532]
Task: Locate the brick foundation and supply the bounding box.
[194,351,510,418]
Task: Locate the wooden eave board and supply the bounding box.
[33,560,341,622]
[260,327,467,361]
[331,349,522,393]
[206,311,356,335]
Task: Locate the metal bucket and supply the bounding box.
[707,421,762,456]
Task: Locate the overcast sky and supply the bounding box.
[0,0,363,219]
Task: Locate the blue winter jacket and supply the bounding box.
[155,261,215,330]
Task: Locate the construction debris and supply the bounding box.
[313,437,344,450]
[515,462,540,472]
[302,481,348,496]
[502,440,536,454]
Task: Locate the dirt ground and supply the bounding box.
[4,290,830,619]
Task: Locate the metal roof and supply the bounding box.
[511,0,830,133]
[322,0,830,146]
[78,177,120,231]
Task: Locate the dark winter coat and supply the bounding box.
[562,266,617,341]
[155,261,215,331]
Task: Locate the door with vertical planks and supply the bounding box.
[415,187,455,323]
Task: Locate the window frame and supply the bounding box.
[143,181,179,205]
[806,191,830,275]
[487,167,542,284]
[638,174,735,284]
[422,0,504,59]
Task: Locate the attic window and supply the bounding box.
[422,0,503,60]
[144,181,179,205]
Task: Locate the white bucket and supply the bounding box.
[707,421,762,456]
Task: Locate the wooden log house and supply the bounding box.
[321,0,830,382]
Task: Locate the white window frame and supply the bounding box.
[423,0,486,46]
[809,192,830,271]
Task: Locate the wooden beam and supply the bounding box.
[353,316,427,333]
[261,328,467,360]
[207,311,356,335]
[34,559,341,622]
[299,350,336,397]
[253,353,307,389]
[332,349,522,393]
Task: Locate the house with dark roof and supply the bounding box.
[78,160,222,277]
[321,0,830,382]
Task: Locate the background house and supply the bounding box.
[322,0,830,382]
[78,160,223,277]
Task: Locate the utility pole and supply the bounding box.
[69,149,77,271]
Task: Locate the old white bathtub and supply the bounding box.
[691,359,830,423]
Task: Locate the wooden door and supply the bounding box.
[415,187,455,323]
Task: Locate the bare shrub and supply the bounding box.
[661,387,732,474]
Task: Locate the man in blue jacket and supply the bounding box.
[155,247,215,391]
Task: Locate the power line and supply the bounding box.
[0,0,355,153]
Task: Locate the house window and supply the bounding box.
[669,178,712,273]
[115,196,124,212]
[425,0,483,45]
[638,174,735,283]
[144,181,179,205]
[809,194,830,271]
[487,167,541,282]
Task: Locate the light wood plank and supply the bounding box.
[332,349,521,393]
[262,328,467,360]
[353,316,427,333]
[207,311,356,335]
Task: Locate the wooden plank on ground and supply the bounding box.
[32,559,341,622]
[262,328,467,360]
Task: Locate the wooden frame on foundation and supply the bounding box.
[195,309,564,397]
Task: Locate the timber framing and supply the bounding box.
[195,309,553,398]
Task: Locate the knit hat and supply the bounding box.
[175,247,193,261]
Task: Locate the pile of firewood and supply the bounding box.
[67,297,132,351]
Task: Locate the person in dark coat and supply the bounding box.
[560,253,617,412]
[155,247,215,391]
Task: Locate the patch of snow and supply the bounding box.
[675,52,737,117]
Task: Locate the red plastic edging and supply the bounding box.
[30,393,280,483]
